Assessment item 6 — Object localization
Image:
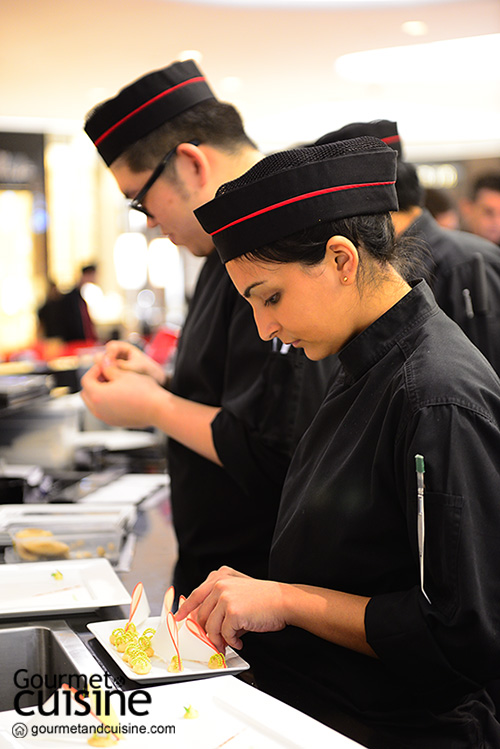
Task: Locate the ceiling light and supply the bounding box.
[335,34,500,84]
[401,20,428,36]
[114,233,148,290]
[178,0,462,6]
[178,50,203,64]
[417,163,458,189]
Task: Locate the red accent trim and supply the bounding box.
[382,135,400,145]
[186,617,218,653]
[211,180,395,236]
[95,76,206,147]
[126,581,143,630]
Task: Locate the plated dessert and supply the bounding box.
[88,582,249,684]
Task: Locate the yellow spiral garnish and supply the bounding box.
[137,635,154,657]
[142,627,156,639]
[131,652,151,675]
[208,653,227,670]
[115,630,137,652]
[167,655,183,673]
[109,627,125,646]
[125,622,137,634]
[122,644,143,663]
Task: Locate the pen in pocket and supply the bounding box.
[415,454,431,604]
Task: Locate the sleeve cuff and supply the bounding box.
[365,591,478,709]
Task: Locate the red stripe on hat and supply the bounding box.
[382,135,400,145]
[211,180,395,236]
[95,76,206,147]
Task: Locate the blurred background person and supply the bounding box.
[314,121,500,375]
[460,172,500,247]
[393,161,500,374]
[61,264,99,343]
[37,278,64,339]
[424,187,460,230]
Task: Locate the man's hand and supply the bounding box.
[80,361,162,428]
[97,340,166,385]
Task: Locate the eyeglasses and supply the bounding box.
[129,139,200,218]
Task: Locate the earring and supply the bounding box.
[343,276,348,283]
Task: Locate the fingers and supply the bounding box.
[202,601,228,652]
[80,366,105,416]
[204,599,243,651]
[79,389,91,411]
[80,361,118,411]
[194,575,248,650]
[80,363,102,391]
[175,567,252,652]
[175,567,238,623]
[105,340,132,360]
[98,357,123,382]
[175,578,215,623]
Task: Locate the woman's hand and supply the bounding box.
[96,341,166,385]
[176,567,375,657]
[176,566,288,652]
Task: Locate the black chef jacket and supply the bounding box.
[168,251,334,596]
[246,281,500,748]
[407,209,500,375]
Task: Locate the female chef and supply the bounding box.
[177,137,500,748]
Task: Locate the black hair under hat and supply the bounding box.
[314,120,403,159]
[195,136,398,264]
[84,60,215,166]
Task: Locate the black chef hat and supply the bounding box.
[314,120,403,159]
[84,60,216,166]
[195,136,398,264]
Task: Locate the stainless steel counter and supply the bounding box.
[0,493,364,747]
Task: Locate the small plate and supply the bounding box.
[72,430,160,451]
[87,616,250,684]
[0,558,131,616]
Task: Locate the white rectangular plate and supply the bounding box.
[160,677,364,748]
[0,558,131,616]
[0,503,137,544]
[87,616,249,684]
[72,429,160,452]
[79,473,169,505]
[0,674,362,748]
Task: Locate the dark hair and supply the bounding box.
[395,161,424,211]
[470,172,500,200]
[242,213,424,285]
[121,99,257,173]
[424,187,457,218]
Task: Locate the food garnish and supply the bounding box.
[130,652,151,675]
[208,652,227,670]
[183,705,199,719]
[167,655,183,673]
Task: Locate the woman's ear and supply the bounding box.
[175,142,210,189]
[325,235,359,285]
